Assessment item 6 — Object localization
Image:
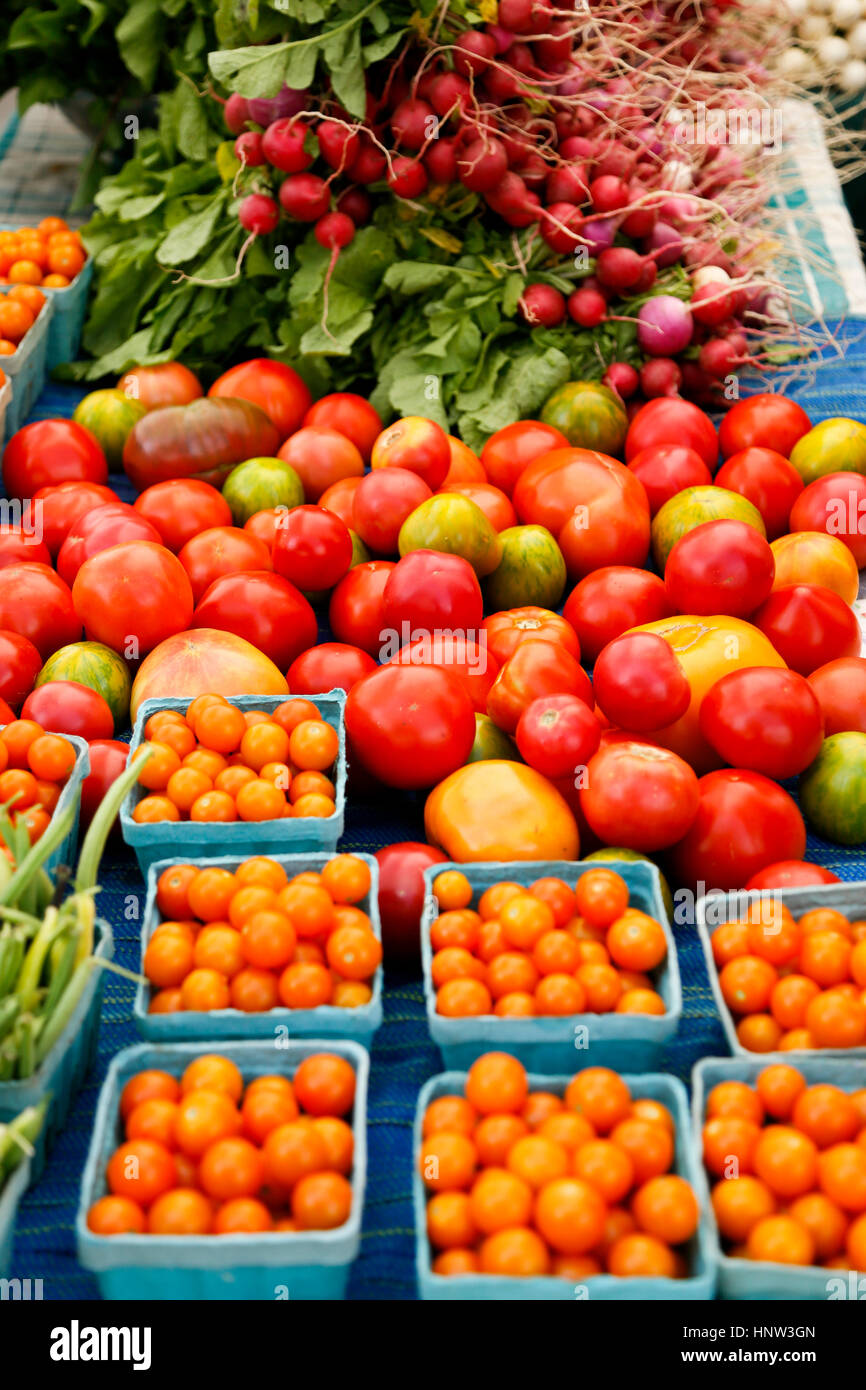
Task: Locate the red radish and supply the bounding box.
[691,281,735,326]
[559,135,593,159]
[348,139,387,184]
[499,0,533,27]
[224,94,249,134]
[429,73,473,119]
[247,86,307,126]
[512,153,548,191]
[457,137,508,193]
[545,164,589,205]
[486,172,541,227]
[639,358,683,398]
[603,363,639,399]
[234,132,264,166]
[637,295,693,356]
[589,175,629,213]
[486,24,515,53]
[534,20,573,67]
[540,201,584,252]
[239,193,279,235]
[699,338,740,379]
[336,187,372,225]
[567,286,606,327]
[425,138,459,183]
[633,259,657,293]
[621,189,656,238]
[594,145,636,180]
[278,173,330,221]
[595,247,646,292]
[518,284,566,327]
[314,212,355,252]
[647,221,683,268]
[482,63,524,103]
[317,121,360,171]
[390,98,436,150]
[387,156,428,198]
[453,31,497,76]
[262,118,313,173]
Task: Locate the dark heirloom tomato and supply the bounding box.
[808,657,866,735]
[329,561,396,656]
[718,393,812,461]
[133,479,232,552]
[482,607,579,666]
[345,663,475,788]
[0,563,81,658]
[713,447,804,540]
[72,541,194,657]
[625,398,718,469]
[303,393,383,462]
[480,420,569,497]
[117,363,203,411]
[287,642,376,694]
[752,584,861,676]
[22,680,114,740]
[382,550,482,637]
[57,504,162,586]
[387,634,500,713]
[745,861,840,892]
[580,739,699,852]
[664,519,775,618]
[208,359,312,440]
[0,529,50,569]
[80,739,131,831]
[122,398,280,491]
[193,571,318,671]
[699,667,824,780]
[3,419,108,500]
[179,526,273,604]
[0,630,42,708]
[593,632,690,732]
[26,482,120,558]
[272,505,353,591]
[563,568,673,664]
[669,769,807,891]
[374,841,448,962]
[487,638,592,734]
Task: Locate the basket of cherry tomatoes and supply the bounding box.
[0,719,88,872]
[0,219,92,370]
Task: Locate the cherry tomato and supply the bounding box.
[2,418,108,499]
[22,679,115,739]
[515,693,601,779]
[714,447,804,540]
[272,505,352,591]
[626,445,712,516]
[699,667,824,779]
[287,642,376,694]
[669,769,807,890]
[480,420,569,497]
[26,481,120,558]
[0,563,80,658]
[351,468,432,554]
[178,526,272,604]
[57,503,162,586]
[382,550,483,639]
[133,478,232,552]
[487,639,593,734]
[752,584,861,675]
[80,738,130,829]
[0,630,42,709]
[664,519,775,618]
[563,567,673,664]
[193,570,317,670]
[625,397,718,469]
[71,541,194,657]
[593,632,691,731]
[345,664,476,788]
[808,657,866,735]
[208,358,312,440]
[328,561,396,655]
[375,841,449,962]
[718,393,812,460]
[580,739,699,851]
[302,392,383,462]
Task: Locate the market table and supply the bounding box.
[5,102,866,1301]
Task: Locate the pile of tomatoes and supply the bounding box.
[131,695,339,826]
[711,902,866,1053]
[0,718,78,847]
[429,867,667,1020]
[702,1066,866,1270]
[419,1054,699,1278]
[86,1051,357,1236]
[145,853,381,1015]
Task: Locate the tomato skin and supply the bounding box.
[516,693,601,779]
[482,607,579,666]
[328,561,395,656]
[345,663,476,789]
[808,658,866,735]
[487,639,593,735]
[123,399,281,491]
[480,420,569,497]
[593,632,691,732]
[580,740,700,852]
[0,630,42,708]
[208,358,312,440]
[625,398,718,469]
[752,584,861,676]
[26,482,120,559]
[382,550,482,637]
[442,482,516,532]
[789,472,866,567]
[0,529,51,570]
[443,437,486,487]
[277,427,364,503]
[351,469,432,554]
[0,563,81,659]
[563,568,672,664]
[387,634,500,714]
[193,571,318,670]
[669,769,807,891]
[2,419,108,499]
[22,679,114,740]
[80,738,130,829]
[744,861,840,892]
[57,503,163,586]
[287,642,376,694]
[714,448,804,540]
[117,363,203,411]
[272,505,352,591]
[374,841,449,962]
[178,526,273,605]
[133,479,232,552]
[425,759,579,862]
[664,519,775,619]
[718,393,812,461]
[130,628,287,721]
[626,445,713,516]
[318,477,363,529]
[303,393,383,462]
[371,416,451,491]
[699,667,824,780]
[72,542,194,657]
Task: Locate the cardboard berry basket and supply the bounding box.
[0,287,53,440]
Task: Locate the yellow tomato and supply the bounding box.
[425,760,579,862]
[770,532,859,605]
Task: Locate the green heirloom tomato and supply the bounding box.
[222,456,304,524]
[800,731,866,845]
[398,494,502,577]
[541,381,628,455]
[485,525,566,610]
[789,418,866,485]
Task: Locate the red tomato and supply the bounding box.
[625,398,718,469]
[0,697,15,726]
[2,419,108,499]
[243,508,283,552]
[563,568,673,664]
[193,571,318,670]
[442,437,486,488]
[0,528,50,570]
[480,420,569,497]
[626,445,712,516]
[72,542,194,657]
[669,769,807,890]
[752,584,861,676]
[133,479,232,552]
[302,393,383,462]
[371,416,451,491]
[287,642,377,694]
[515,693,602,779]
[80,738,130,829]
[745,861,840,892]
[382,550,482,638]
[277,427,364,502]
[0,630,42,709]
[179,526,273,604]
[345,664,475,789]
[328,561,396,656]
[272,506,352,591]
[718,393,811,461]
[117,363,203,411]
[487,638,593,734]
[713,448,804,540]
[482,608,579,665]
[664,519,775,618]
[318,477,363,529]
[57,503,163,586]
[808,657,866,735]
[351,468,432,553]
[789,472,866,567]
[374,841,448,962]
[698,667,824,779]
[441,482,516,532]
[0,563,80,658]
[22,679,115,739]
[208,358,312,440]
[593,632,691,732]
[580,739,700,852]
[387,634,500,713]
[26,482,120,559]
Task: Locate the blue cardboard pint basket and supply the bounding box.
[692,1055,866,1299]
[0,918,113,1182]
[0,1156,31,1279]
[0,730,88,877]
[0,288,52,439]
[120,692,347,876]
[697,883,866,1060]
[133,852,383,1046]
[414,1068,716,1300]
[421,860,681,1071]
[77,1039,369,1300]
[41,256,94,369]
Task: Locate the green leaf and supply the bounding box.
[209,42,315,98]
[173,80,210,162]
[156,195,225,266]
[115,0,164,90]
[383,262,457,295]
